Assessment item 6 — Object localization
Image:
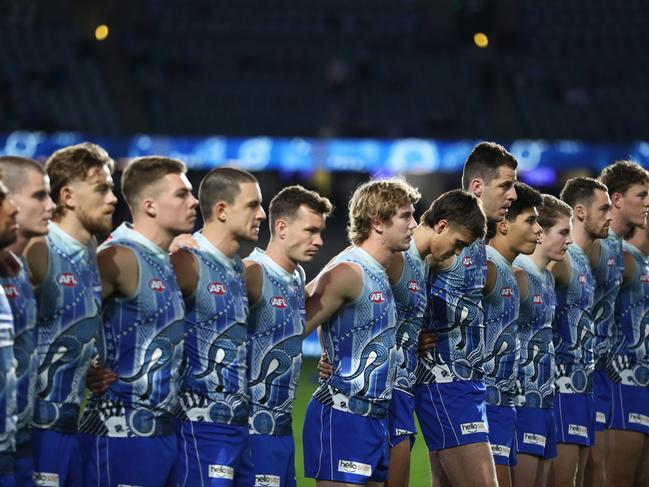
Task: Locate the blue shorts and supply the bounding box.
[553,393,594,446]
[593,370,611,431]
[176,420,252,486]
[609,383,649,435]
[414,380,489,451]
[0,453,13,482]
[388,389,417,448]
[32,428,82,487]
[485,404,517,466]
[15,441,35,487]
[303,399,389,483]
[514,407,557,459]
[239,434,296,487]
[79,433,177,486]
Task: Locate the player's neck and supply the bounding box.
[610,213,631,238]
[628,231,649,255]
[413,225,433,258]
[571,223,596,254]
[53,213,92,245]
[7,232,29,256]
[201,224,240,259]
[131,221,175,253]
[359,236,395,269]
[265,239,297,274]
[489,236,517,264]
[529,250,551,271]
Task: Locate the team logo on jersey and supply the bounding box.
[338,460,372,477]
[369,291,385,304]
[254,474,281,487]
[607,258,616,267]
[462,256,473,268]
[500,287,513,298]
[57,272,78,287]
[149,278,166,292]
[578,275,587,284]
[208,465,234,480]
[640,274,649,283]
[270,296,288,309]
[207,281,226,295]
[407,280,419,293]
[533,294,543,304]
[2,284,18,299]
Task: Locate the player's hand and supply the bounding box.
[169,233,199,253]
[418,331,437,356]
[86,360,118,394]
[318,352,333,381]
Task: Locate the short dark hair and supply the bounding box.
[560,177,608,209]
[537,194,572,230]
[121,156,186,209]
[420,189,486,240]
[198,167,258,222]
[46,142,115,218]
[0,156,45,193]
[505,182,543,222]
[599,160,649,196]
[461,142,518,191]
[268,185,333,235]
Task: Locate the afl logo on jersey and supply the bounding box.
[640,274,649,283]
[208,282,226,295]
[58,273,78,287]
[270,296,288,309]
[607,258,616,267]
[500,287,513,298]
[407,280,419,293]
[578,275,587,284]
[533,294,543,305]
[149,278,166,292]
[369,291,385,304]
[2,285,18,299]
[462,256,473,268]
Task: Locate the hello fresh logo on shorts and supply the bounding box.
[460,421,488,435]
[254,474,281,487]
[629,413,649,427]
[523,432,546,447]
[338,460,372,477]
[208,465,234,480]
[490,444,511,457]
[34,472,59,487]
[568,424,588,438]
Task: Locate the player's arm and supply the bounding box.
[621,250,636,288]
[588,239,602,268]
[170,248,199,297]
[386,251,405,285]
[97,245,138,300]
[23,236,49,287]
[514,267,530,302]
[483,260,497,296]
[304,262,363,336]
[549,253,571,287]
[244,259,264,306]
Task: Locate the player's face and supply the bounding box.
[540,214,573,262]
[480,166,517,222]
[11,170,55,239]
[383,204,416,252]
[508,208,542,256]
[584,189,612,239]
[429,223,474,265]
[618,182,649,228]
[0,182,18,248]
[282,205,326,263]
[73,165,117,235]
[154,173,198,235]
[228,182,265,241]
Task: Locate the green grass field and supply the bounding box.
[294,358,431,486]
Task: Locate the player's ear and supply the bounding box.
[470,178,484,198]
[573,203,586,221]
[497,218,509,235]
[433,219,448,234]
[58,185,76,211]
[611,192,623,209]
[371,217,384,234]
[275,219,287,239]
[142,197,156,217]
[213,201,228,222]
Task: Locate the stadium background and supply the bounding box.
[2,0,648,484]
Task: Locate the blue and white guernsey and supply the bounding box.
[0,287,16,455]
[0,256,37,447]
[246,248,305,435]
[513,254,556,409]
[177,232,249,425]
[591,230,624,370]
[608,241,649,386]
[34,221,101,433]
[79,223,185,438]
[483,246,520,406]
[392,242,428,395]
[415,239,487,384]
[553,244,595,394]
[313,247,397,419]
